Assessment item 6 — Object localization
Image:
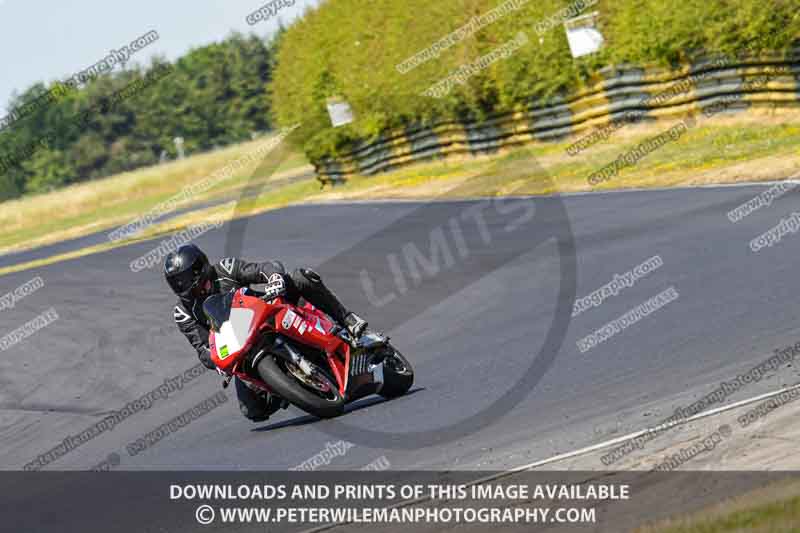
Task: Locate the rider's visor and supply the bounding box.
[167,261,206,296]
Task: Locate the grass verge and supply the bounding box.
[0,109,798,277]
[0,134,310,254]
[637,479,800,532]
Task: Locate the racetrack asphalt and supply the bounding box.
[1,183,799,474]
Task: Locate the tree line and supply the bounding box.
[0,32,280,200]
[269,0,800,164]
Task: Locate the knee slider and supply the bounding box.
[239,401,269,422]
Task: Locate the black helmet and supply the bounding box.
[164,244,215,299]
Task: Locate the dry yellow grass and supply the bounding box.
[1,108,798,278]
[637,479,800,532]
[0,134,309,253]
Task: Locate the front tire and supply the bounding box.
[379,346,414,399]
[256,356,345,419]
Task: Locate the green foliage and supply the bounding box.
[0,33,277,200]
[271,0,800,163]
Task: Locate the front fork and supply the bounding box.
[270,334,387,401]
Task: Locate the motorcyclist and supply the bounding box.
[164,244,368,422]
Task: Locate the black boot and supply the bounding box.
[344,312,368,339]
[236,378,287,422]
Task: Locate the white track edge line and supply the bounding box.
[303,381,800,532]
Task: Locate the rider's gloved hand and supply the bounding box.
[261,273,287,300]
[199,347,216,370]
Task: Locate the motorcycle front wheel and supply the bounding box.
[257,356,345,419]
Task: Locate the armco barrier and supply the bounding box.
[314,51,800,185]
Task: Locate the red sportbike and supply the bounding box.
[203,287,414,418]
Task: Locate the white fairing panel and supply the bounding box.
[217,308,255,355]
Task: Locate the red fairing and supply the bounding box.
[274,304,350,393]
[210,291,270,372]
[208,289,351,394]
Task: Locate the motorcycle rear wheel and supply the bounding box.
[257,356,345,419]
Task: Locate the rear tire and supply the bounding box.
[379,346,414,399]
[256,356,345,419]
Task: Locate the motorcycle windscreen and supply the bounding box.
[203,292,234,332]
[214,307,256,361]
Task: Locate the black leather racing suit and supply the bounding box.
[172,257,350,421]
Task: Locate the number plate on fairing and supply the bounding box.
[281,309,298,329]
